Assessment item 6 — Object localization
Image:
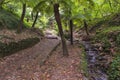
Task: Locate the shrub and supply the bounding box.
[108,54,120,80]
[102,38,111,52]
[116,33,120,47]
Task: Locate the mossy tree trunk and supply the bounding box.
[18,3,26,32]
[54,3,69,56]
[32,11,39,28]
[69,19,73,45]
[84,20,89,35]
[31,12,34,20]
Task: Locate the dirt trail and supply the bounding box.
[40,44,83,80]
[0,39,83,80]
[0,38,60,80]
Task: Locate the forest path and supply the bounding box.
[0,38,60,80]
[0,38,84,80]
[38,43,83,80]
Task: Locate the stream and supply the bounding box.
[82,41,108,80]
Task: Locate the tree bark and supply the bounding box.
[84,20,89,35]
[18,3,26,32]
[0,0,4,8]
[54,3,69,56]
[69,19,73,45]
[32,11,39,28]
[31,12,34,20]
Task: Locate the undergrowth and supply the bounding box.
[93,25,120,80]
[79,45,88,77]
[108,54,120,80]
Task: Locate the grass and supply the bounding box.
[102,26,120,33]
[94,26,120,42]
[79,45,88,77]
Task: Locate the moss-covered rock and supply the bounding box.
[0,37,40,58]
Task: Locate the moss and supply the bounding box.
[0,8,27,30]
[0,37,40,58]
[116,33,120,47]
[79,45,88,77]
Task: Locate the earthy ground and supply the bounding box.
[0,29,43,44]
[0,38,84,80]
[39,44,83,80]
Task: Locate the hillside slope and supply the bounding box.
[90,13,120,32]
[0,8,26,29]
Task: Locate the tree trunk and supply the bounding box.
[54,3,69,56]
[69,19,73,45]
[31,12,34,20]
[18,3,26,32]
[32,11,39,28]
[84,20,89,35]
[0,0,4,8]
[0,6,2,9]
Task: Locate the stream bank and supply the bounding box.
[81,40,108,80]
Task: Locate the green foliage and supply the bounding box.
[94,31,107,43]
[108,54,120,80]
[92,22,120,80]
[1,0,120,31]
[103,26,120,33]
[80,45,88,77]
[94,32,111,52]
[94,26,120,41]
[0,37,40,58]
[116,33,120,47]
[0,8,19,29]
[0,8,27,29]
[102,37,111,52]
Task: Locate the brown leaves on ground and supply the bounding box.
[38,44,83,80]
[0,41,83,80]
[0,29,41,44]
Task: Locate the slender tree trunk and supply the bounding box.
[69,19,73,45]
[26,18,29,22]
[108,0,112,9]
[31,12,34,20]
[0,0,4,9]
[18,3,26,32]
[32,11,39,28]
[84,20,89,35]
[0,6,2,9]
[54,3,69,56]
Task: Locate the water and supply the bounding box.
[82,41,108,80]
